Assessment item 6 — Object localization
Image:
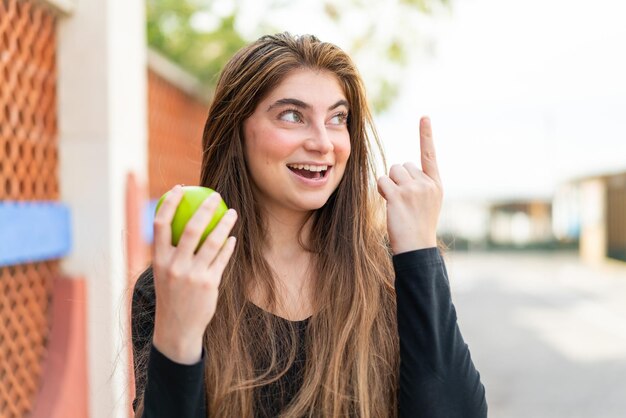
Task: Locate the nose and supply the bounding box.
[304,123,334,154]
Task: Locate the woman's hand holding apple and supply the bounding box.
[377,117,443,255]
[151,185,238,364]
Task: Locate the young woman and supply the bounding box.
[132,33,487,417]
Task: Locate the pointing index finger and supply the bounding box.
[420,116,441,184]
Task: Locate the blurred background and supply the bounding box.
[0,0,625,417]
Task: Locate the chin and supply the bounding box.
[300,201,328,212]
[296,195,332,211]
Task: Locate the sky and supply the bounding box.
[374,0,626,200]
[233,0,626,201]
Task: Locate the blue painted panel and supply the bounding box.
[143,199,158,244]
[0,201,72,267]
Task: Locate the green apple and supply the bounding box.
[155,186,228,248]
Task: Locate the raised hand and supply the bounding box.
[376,117,443,255]
[151,185,238,364]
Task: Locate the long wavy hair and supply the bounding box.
[140,32,400,417]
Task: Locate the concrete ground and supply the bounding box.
[445,250,626,418]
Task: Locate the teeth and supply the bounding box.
[287,164,328,172]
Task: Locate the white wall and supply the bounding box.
[57,0,147,416]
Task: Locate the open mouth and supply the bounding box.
[287,166,330,180]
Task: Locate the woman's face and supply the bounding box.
[243,68,351,215]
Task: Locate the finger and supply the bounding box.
[153,185,184,257]
[195,208,238,264]
[207,236,237,279]
[176,193,224,257]
[388,164,412,185]
[420,117,441,184]
[402,162,423,180]
[376,175,396,201]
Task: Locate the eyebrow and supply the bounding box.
[267,98,349,112]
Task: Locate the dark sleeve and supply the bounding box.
[131,266,207,417]
[393,248,488,418]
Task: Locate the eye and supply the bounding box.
[279,109,303,123]
[329,111,348,126]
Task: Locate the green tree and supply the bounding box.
[147,0,247,87]
[146,0,450,112]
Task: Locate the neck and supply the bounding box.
[251,205,317,320]
[261,206,315,261]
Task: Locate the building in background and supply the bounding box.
[488,199,555,249]
[146,49,210,200]
[607,173,626,262]
[554,171,626,264]
[441,171,626,262]
[438,200,490,251]
[0,2,73,417]
[0,1,208,417]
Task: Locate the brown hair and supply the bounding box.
[139,32,399,417]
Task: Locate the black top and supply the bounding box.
[131,247,488,417]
